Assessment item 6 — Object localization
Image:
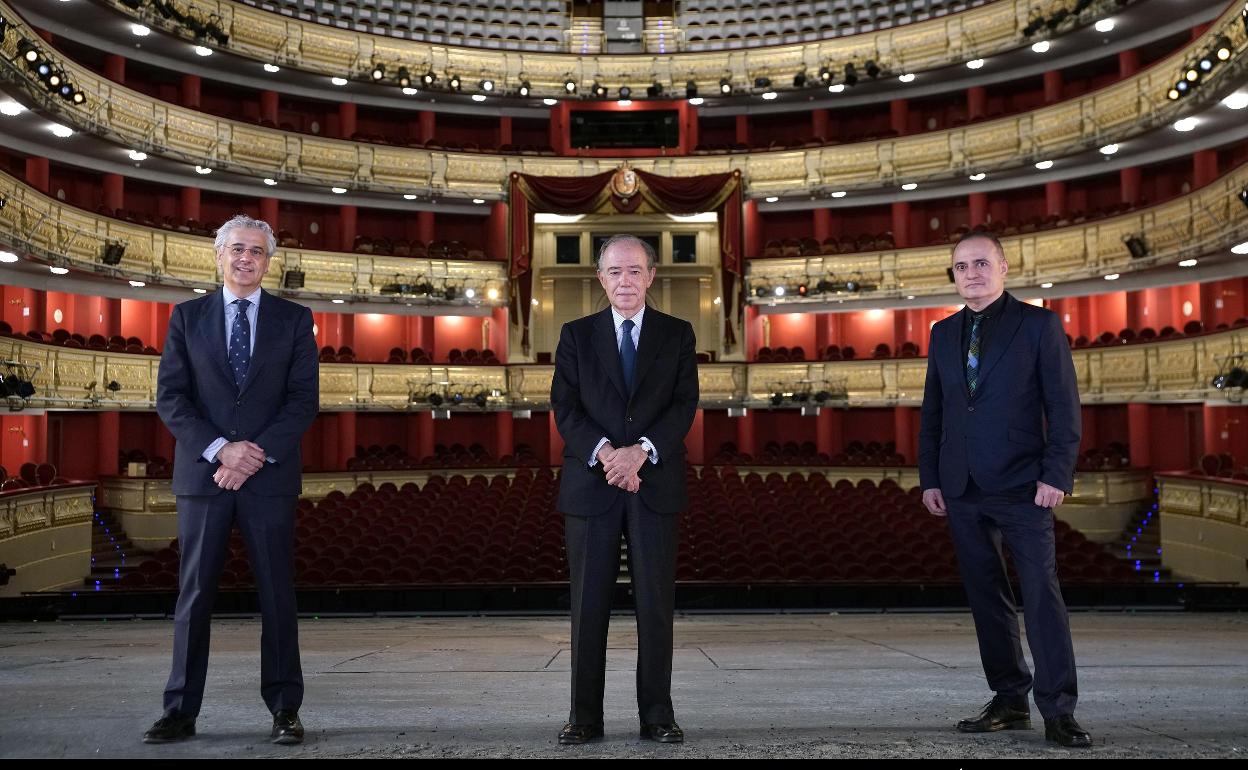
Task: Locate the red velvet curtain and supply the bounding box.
[509,169,742,354]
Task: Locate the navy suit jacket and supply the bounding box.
[918,292,1081,498]
[551,306,699,516]
[157,288,319,497]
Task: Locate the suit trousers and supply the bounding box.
[564,493,679,726]
[163,490,303,718]
[945,480,1078,719]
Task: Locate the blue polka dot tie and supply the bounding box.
[230,298,251,389]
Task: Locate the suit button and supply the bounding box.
[236,400,242,406]
[627,416,634,423]
[968,406,975,412]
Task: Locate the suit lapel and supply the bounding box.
[973,293,1023,397]
[238,290,277,397]
[630,307,662,400]
[199,290,235,387]
[593,308,628,402]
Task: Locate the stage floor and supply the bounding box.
[0,611,1243,758]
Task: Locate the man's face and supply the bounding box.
[597,241,655,318]
[216,227,272,296]
[951,238,1007,305]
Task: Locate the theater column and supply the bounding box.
[1120,167,1141,205]
[25,156,49,195]
[890,99,908,135]
[104,54,125,84]
[969,192,988,228]
[1126,403,1151,469]
[103,174,124,213]
[816,407,843,458]
[499,116,512,147]
[337,412,356,470]
[180,187,201,223]
[1203,405,1227,456]
[98,412,120,477]
[1045,181,1066,217]
[1192,150,1218,189]
[418,211,435,244]
[340,205,357,252]
[338,102,357,140]
[260,198,279,230]
[548,412,564,467]
[419,111,435,143]
[811,108,828,141]
[686,409,705,465]
[495,411,514,460]
[260,90,279,125]
[321,415,339,470]
[967,86,986,120]
[813,208,832,241]
[1043,70,1063,104]
[891,201,911,249]
[418,412,435,461]
[181,75,201,109]
[735,114,750,146]
[893,406,916,465]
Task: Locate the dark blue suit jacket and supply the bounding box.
[918,292,1081,497]
[156,289,319,497]
[551,306,699,516]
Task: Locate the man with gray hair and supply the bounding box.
[144,214,319,746]
[551,234,699,744]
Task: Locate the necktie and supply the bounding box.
[620,318,637,393]
[230,298,252,388]
[966,313,983,395]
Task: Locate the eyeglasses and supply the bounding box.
[228,245,267,258]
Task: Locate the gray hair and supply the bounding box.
[214,214,278,258]
[596,234,657,271]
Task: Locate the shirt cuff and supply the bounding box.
[202,437,228,463]
[639,436,659,464]
[589,437,611,467]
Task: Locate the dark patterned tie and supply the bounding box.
[230,298,252,388]
[966,313,983,395]
[620,318,637,392]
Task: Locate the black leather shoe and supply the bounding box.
[640,722,684,743]
[271,709,305,745]
[956,695,1032,733]
[143,710,196,744]
[1044,714,1092,748]
[558,723,604,745]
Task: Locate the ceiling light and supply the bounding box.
[130,24,151,37]
[1040,282,1053,288]
[1031,40,1050,53]
[828,84,845,93]
[1178,259,1198,267]
[0,251,18,263]
[371,64,385,81]
[688,97,704,106]
[901,182,917,191]
[264,63,280,73]
[128,150,147,161]
[331,298,345,304]
[403,194,418,200]
[1221,92,1248,110]
[830,191,847,198]
[331,77,348,86]
[898,73,916,83]
[194,165,211,174]
[1173,117,1199,132]
[1104,273,1120,280]
[761,91,777,100]
[969,172,986,181]
[480,79,494,92]
[543,98,558,106]
[194,46,212,57]
[966,59,985,69]
[472,94,487,101]
[263,178,277,186]
[1035,159,1054,170]
[765,196,779,203]
[1230,241,1248,255]
[0,101,26,116]
[1099,143,1119,155]
[1095,19,1115,33]
[402,87,419,96]
[464,288,476,299]
[49,266,69,275]
[193,288,208,294]
[486,287,500,300]
[128,280,146,287]
[48,123,73,138]
[331,186,347,194]
[774,286,785,297]
[449,74,462,91]
[518,80,531,97]
[472,198,486,204]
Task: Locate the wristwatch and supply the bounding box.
[640,438,655,458]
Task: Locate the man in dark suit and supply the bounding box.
[918,231,1091,748]
[143,215,319,745]
[550,234,699,745]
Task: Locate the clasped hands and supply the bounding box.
[212,440,267,491]
[597,443,648,493]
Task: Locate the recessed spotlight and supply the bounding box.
[1104,273,1120,280]
[48,123,73,138]
[688,97,704,106]
[1035,159,1054,170]
[969,172,986,181]
[901,182,917,191]
[1178,259,1198,267]
[0,101,25,116]
[130,24,151,37]
[1040,282,1053,289]
[486,287,500,300]
[0,251,18,263]
[617,99,632,106]
[128,150,147,161]
[906,295,915,300]
[1173,117,1199,132]
[531,297,540,306]
[331,77,348,86]
[263,178,277,186]
[966,59,985,69]
[128,280,146,287]
[49,266,69,275]
[331,298,345,304]
[1095,19,1115,33]
[828,84,845,93]
[774,286,785,297]
[1100,143,1119,155]
[194,46,212,57]
[1031,40,1050,53]
[403,194,418,200]
[402,87,418,96]
[761,91,777,100]
[898,73,916,83]
[465,288,476,299]
[264,63,280,74]
[830,191,847,198]
[1230,241,1248,255]
[543,98,559,106]
[193,288,208,294]
[471,94,487,102]
[1222,92,1248,110]
[472,198,486,204]
[765,196,779,203]
[194,165,212,175]
[331,186,347,194]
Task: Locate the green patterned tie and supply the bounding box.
[967,314,983,395]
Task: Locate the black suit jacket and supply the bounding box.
[157,288,319,497]
[918,292,1081,497]
[551,306,699,516]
